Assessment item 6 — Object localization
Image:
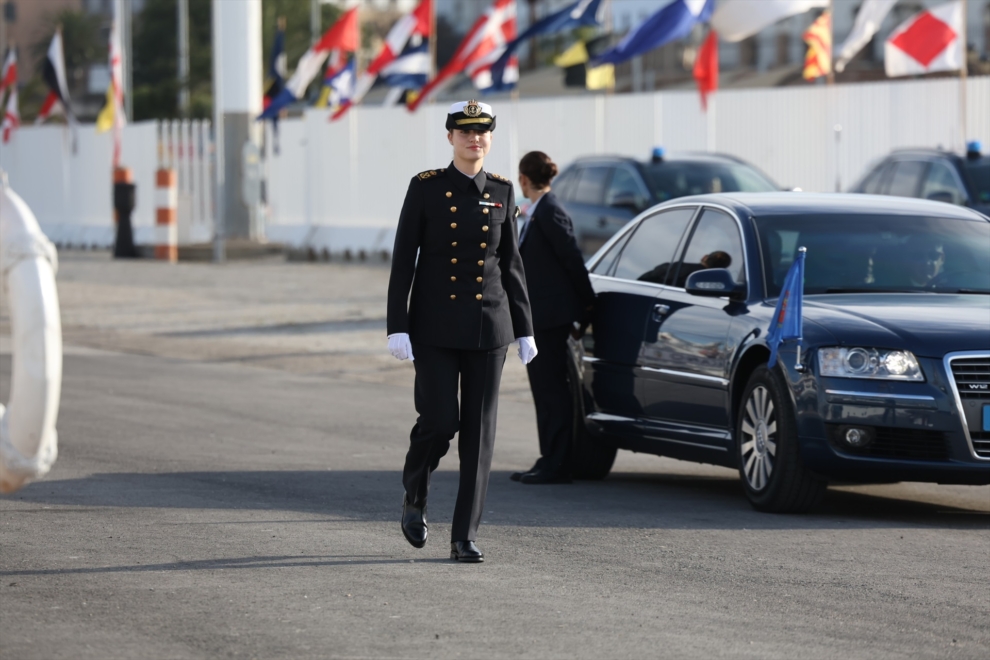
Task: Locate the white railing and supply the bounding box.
[0,119,214,249]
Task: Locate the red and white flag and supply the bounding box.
[885,0,964,77]
[0,48,16,97]
[407,0,517,113]
[2,87,19,143]
[332,0,432,121]
[37,29,75,124]
[96,15,126,166]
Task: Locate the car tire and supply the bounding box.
[569,378,617,480]
[737,365,825,513]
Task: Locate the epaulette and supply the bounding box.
[486,172,511,184]
[417,168,445,181]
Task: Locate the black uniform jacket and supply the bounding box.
[518,191,596,330]
[387,164,534,351]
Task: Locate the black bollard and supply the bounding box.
[113,167,138,258]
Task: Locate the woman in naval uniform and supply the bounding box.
[386,100,537,563]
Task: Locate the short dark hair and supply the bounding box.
[518,151,558,188]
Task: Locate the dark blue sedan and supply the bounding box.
[569,193,990,512]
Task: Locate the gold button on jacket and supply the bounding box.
[387,164,534,351]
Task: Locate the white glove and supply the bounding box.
[518,336,538,365]
[387,333,415,361]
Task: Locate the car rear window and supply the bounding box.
[610,207,696,282]
[885,160,927,197]
[641,162,776,201]
[572,166,610,205]
[756,214,990,296]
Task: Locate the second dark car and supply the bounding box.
[551,152,780,256]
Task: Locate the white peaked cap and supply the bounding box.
[448,100,494,116]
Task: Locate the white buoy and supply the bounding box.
[0,171,62,494]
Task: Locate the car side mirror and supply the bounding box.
[926,191,955,205]
[685,269,746,299]
[608,192,641,213]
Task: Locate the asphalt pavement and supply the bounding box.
[0,252,988,659]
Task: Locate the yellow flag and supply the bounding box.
[803,11,832,80]
[554,41,589,68]
[315,86,331,109]
[96,84,115,132]
[586,64,614,91]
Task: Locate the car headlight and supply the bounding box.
[818,347,924,381]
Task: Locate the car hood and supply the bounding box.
[800,294,990,357]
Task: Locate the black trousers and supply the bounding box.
[402,342,508,542]
[525,324,574,475]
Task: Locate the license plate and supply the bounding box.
[984,405,990,431]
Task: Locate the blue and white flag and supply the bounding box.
[592,0,714,67]
[767,247,806,369]
[489,0,604,92]
[380,36,430,92]
[326,57,356,106]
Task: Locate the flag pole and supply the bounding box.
[959,0,968,151]
[826,0,834,85]
[429,0,437,105]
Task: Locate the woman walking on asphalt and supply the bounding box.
[385,100,536,563]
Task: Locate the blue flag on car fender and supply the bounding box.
[767,247,806,369]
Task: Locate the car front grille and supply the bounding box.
[947,355,990,458]
[826,425,949,461]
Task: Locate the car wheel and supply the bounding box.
[569,378,617,480]
[737,365,825,512]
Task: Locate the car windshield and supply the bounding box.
[642,161,777,201]
[757,214,990,297]
[961,159,990,204]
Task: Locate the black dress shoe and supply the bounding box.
[519,470,572,485]
[450,541,484,563]
[401,495,427,549]
[510,463,543,481]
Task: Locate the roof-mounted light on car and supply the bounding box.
[966,140,982,160]
[651,147,665,163]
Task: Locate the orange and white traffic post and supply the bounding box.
[154,168,178,262]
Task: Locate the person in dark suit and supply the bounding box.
[512,151,596,485]
[386,101,536,563]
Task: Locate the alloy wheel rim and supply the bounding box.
[740,385,777,491]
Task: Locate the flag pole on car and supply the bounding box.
[767,247,807,372]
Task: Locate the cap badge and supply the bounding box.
[464,100,482,118]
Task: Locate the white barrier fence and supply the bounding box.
[1,76,987,256]
[0,119,214,249]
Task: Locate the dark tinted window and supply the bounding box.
[886,160,927,197]
[672,209,746,288]
[553,169,578,201]
[611,207,695,282]
[757,214,990,296]
[572,166,610,205]
[641,161,776,201]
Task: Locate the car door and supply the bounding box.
[637,206,747,449]
[580,206,698,427]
